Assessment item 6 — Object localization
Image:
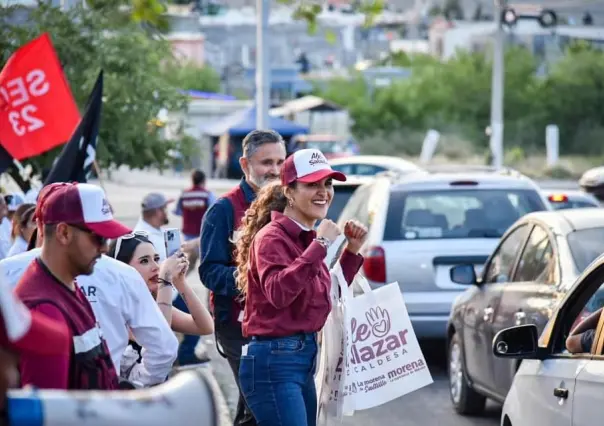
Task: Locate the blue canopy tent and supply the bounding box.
[203,106,309,178]
[203,106,309,137]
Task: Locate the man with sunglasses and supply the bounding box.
[1,183,179,388]
[13,183,127,389]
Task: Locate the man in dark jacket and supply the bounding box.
[199,130,286,426]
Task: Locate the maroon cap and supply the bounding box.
[40,183,131,239]
[33,182,72,221]
[281,148,346,185]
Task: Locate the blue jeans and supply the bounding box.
[239,333,318,426]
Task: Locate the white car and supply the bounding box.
[494,249,604,426]
[329,155,422,177]
[336,168,551,339]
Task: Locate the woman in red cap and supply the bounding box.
[235,148,368,426]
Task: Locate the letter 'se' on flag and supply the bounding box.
[0,33,80,160]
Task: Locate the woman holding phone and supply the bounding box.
[107,233,214,374]
[235,149,368,426]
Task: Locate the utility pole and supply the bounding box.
[489,0,505,168]
[255,0,270,129]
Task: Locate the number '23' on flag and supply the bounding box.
[0,33,80,160]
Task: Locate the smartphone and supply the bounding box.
[163,228,182,258]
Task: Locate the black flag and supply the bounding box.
[44,70,103,185]
[0,145,13,175]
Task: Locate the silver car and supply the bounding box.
[336,169,551,339]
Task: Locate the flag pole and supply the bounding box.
[93,160,106,191]
[11,159,33,189]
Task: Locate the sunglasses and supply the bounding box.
[114,231,149,259]
[69,224,108,247]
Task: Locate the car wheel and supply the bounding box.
[448,332,486,415]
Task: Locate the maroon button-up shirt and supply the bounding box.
[242,211,364,337]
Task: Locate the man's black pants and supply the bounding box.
[215,322,257,426]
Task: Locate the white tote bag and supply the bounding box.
[316,262,351,425]
[333,264,434,411]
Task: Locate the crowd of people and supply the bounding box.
[0,129,368,426]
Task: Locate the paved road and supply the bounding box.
[339,341,501,426]
[100,168,502,425]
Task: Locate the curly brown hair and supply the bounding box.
[235,181,293,297]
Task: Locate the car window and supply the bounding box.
[568,227,604,271]
[326,184,360,222]
[383,188,546,241]
[331,164,355,175]
[560,280,604,355]
[514,225,556,284]
[355,164,387,176]
[483,225,530,284]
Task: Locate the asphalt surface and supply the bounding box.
[339,340,501,426]
[103,167,573,426]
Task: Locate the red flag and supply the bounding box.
[0,33,80,160]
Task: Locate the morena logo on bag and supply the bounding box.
[348,306,410,371]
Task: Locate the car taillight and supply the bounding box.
[363,245,386,283]
[548,194,568,203]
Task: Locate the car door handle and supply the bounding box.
[483,307,494,322]
[553,387,568,399]
[514,311,526,325]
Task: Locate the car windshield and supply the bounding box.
[326,184,359,222]
[568,227,604,271]
[384,188,546,240]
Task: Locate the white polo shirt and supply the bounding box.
[0,218,12,260]
[134,219,167,262]
[0,249,179,387]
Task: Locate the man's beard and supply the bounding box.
[249,173,279,189]
[71,254,98,277]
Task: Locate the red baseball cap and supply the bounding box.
[39,183,131,239]
[0,280,69,356]
[33,182,71,221]
[281,149,346,185]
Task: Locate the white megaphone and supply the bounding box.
[5,368,229,426]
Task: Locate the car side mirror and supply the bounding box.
[450,264,477,285]
[492,324,539,359]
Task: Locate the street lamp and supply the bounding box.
[489,4,558,168]
[255,0,270,129]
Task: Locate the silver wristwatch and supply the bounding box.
[314,236,333,249]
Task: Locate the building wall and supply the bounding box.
[170,37,206,66]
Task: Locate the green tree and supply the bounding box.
[0,1,197,172]
[316,46,540,155]
[538,44,604,155]
[164,61,222,92]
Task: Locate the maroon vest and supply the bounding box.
[181,185,210,236]
[209,185,250,324]
[15,259,119,390]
